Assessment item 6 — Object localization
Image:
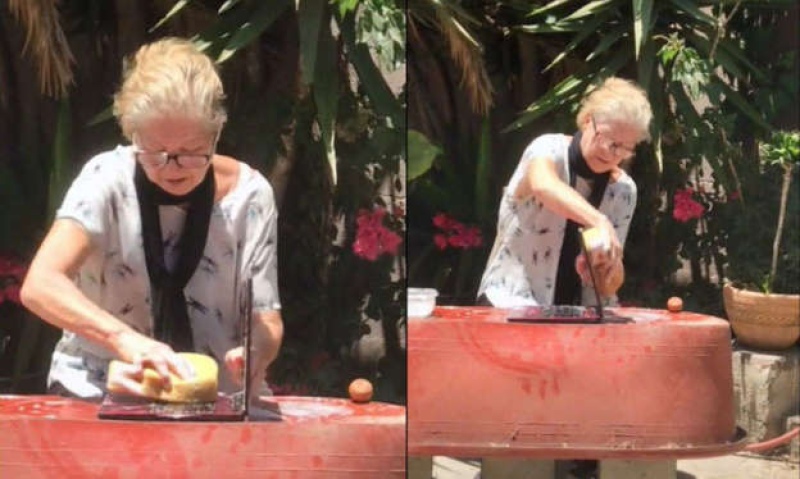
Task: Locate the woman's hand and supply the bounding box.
[594,216,622,263]
[224,311,282,404]
[109,330,195,394]
[595,255,625,297]
[224,346,265,403]
[576,253,592,286]
[576,252,625,298]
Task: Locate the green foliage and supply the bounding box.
[353,0,406,72]
[510,1,779,141]
[213,0,292,64]
[0,99,73,389]
[407,121,492,303]
[659,35,712,101]
[340,12,405,129]
[272,86,406,402]
[725,130,800,294]
[760,130,800,168]
[407,129,441,181]
[725,160,799,294]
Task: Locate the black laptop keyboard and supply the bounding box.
[541,305,595,318]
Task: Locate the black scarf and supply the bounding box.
[553,131,610,305]
[134,163,215,351]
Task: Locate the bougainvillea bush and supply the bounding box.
[408,212,486,305]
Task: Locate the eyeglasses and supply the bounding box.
[591,116,636,160]
[133,131,219,169]
[133,150,212,169]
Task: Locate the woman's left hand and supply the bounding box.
[576,253,624,297]
[576,253,593,286]
[596,257,624,297]
[224,310,283,404]
[224,346,265,403]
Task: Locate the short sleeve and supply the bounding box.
[608,174,637,246]
[243,175,281,312]
[508,134,569,196]
[55,154,115,248]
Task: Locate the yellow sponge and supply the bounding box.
[107,352,219,403]
[581,226,610,256]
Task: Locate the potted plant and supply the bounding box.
[723,130,800,350]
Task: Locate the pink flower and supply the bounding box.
[352,207,403,261]
[432,213,483,250]
[727,190,740,201]
[432,213,454,229]
[434,234,448,250]
[672,188,705,223]
[385,231,402,252]
[459,226,483,248]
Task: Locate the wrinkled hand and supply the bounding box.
[108,331,194,396]
[598,217,622,263]
[576,252,624,298]
[225,346,265,403]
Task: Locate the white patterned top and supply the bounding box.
[477,134,636,307]
[48,145,281,398]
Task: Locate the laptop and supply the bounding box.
[506,228,631,325]
[98,279,253,421]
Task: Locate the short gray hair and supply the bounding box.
[577,77,652,142]
[113,37,227,140]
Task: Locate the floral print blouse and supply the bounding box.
[478,134,636,308]
[48,145,281,398]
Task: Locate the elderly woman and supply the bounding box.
[20,38,282,401]
[478,77,653,307]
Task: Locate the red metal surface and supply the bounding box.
[408,306,743,459]
[0,395,405,478]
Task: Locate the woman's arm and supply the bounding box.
[21,219,192,383]
[21,219,132,351]
[578,254,624,298]
[252,309,283,392]
[222,171,284,399]
[224,309,283,401]
[516,156,622,258]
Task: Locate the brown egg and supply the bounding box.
[667,296,683,313]
[348,378,373,403]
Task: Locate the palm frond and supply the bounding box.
[410,0,492,115]
[438,15,493,115]
[8,0,74,98]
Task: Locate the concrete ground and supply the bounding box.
[431,454,799,479]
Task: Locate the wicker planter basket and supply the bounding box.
[723,283,800,351]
